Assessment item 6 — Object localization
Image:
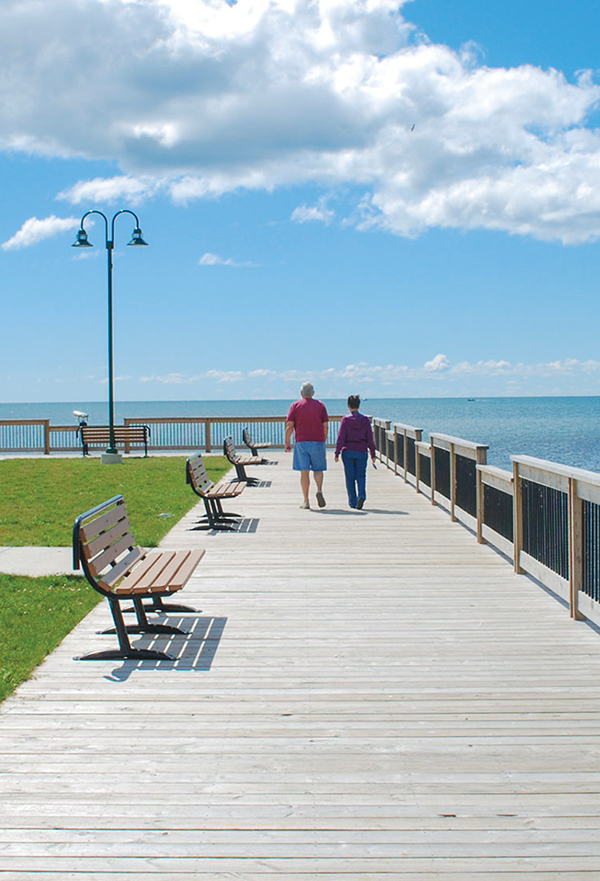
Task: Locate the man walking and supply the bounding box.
[285,382,329,509]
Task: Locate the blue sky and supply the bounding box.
[1,0,600,403]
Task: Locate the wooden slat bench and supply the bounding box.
[73,494,204,660]
[79,425,150,457]
[223,436,264,485]
[186,453,245,530]
[243,427,272,457]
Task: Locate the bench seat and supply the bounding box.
[73,494,204,660]
[186,454,245,530]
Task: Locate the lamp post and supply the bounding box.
[72,210,148,463]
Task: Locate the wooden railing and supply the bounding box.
[0,415,344,455]
[373,420,600,629]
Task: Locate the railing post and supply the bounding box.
[44,420,51,455]
[512,460,524,573]
[569,478,583,620]
[476,446,487,543]
[382,420,390,464]
[205,419,212,453]
[393,427,399,476]
[449,442,457,521]
[415,442,421,494]
[430,437,436,505]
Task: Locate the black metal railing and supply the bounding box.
[434,447,450,499]
[483,484,514,542]
[582,500,600,603]
[522,479,569,580]
[418,453,431,487]
[406,438,416,476]
[455,454,477,517]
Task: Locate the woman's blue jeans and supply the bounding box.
[341,449,368,507]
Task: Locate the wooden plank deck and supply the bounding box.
[1,452,600,878]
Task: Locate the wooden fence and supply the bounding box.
[0,415,344,455]
[372,417,600,629]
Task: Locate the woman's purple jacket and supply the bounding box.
[335,411,376,457]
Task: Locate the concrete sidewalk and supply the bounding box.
[0,546,76,576]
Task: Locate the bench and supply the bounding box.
[223,436,264,485]
[73,494,204,661]
[79,425,151,457]
[243,427,272,457]
[186,453,245,530]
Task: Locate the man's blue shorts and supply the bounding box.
[293,441,327,472]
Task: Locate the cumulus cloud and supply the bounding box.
[2,215,79,250]
[291,200,335,225]
[424,353,450,372]
[133,356,600,392]
[198,252,258,267]
[2,0,600,242]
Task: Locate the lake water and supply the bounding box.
[1,397,599,472]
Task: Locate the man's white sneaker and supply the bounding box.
[300,500,310,509]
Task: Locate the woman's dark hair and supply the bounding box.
[347,395,361,410]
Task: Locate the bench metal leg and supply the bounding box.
[78,597,177,661]
[141,595,198,614]
[101,597,189,635]
[190,498,240,531]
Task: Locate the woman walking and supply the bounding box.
[334,395,376,509]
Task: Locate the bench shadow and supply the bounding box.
[189,518,260,534]
[103,615,227,682]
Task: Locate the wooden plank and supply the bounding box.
[79,503,127,542]
[3,451,600,877]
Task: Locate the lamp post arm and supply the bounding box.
[111,209,141,243]
[79,210,109,244]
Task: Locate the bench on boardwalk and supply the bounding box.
[73,494,204,661]
[243,427,272,458]
[79,425,150,457]
[223,436,264,485]
[186,453,245,531]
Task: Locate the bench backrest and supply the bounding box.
[73,495,143,596]
[81,425,149,442]
[242,428,253,447]
[186,453,215,496]
[223,437,239,463]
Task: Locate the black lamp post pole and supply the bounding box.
[106,225,116,454]
[72,209,148,459]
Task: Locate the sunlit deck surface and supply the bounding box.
[1,452,600,879]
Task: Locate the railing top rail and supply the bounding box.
[0,418,50,426]
[512,454,600,488]
[430,432,489,452]
[415,440,431,454]
[393,422,423,437]
[123,415,344,424]
[477,464,513,481]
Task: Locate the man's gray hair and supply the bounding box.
[300,382,315,398]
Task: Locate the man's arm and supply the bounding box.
[323,420,329,442]
[285,420,294,451]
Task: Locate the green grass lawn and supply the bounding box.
[0,455,232,702]
[0,573,102,703]
[0,455,230,547]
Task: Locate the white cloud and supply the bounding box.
[2,215,79,250]
[424,354,450,372]
[198,252,258,267]
[58,176,162,205]
[132,356,600,395]
[2,0,600,242]
[291,201,335,225]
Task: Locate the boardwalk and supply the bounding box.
[1,452,600,878]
